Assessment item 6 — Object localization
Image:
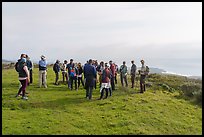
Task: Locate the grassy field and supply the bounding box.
[2,66,202,135]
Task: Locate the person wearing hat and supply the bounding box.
[138,59,148,93]
[15,54,30,100]
[130,60,137,88]
[53,60,61,85]
[119,61,128,87]
[38,55,47,88]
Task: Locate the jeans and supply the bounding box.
[70,76,77,90]
[86,87,93,99]
[100,88,109,99]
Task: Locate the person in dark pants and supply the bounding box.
[61,60,68,83]
[119,61,128,87]
[53,60,61,85]
[15,55,30,100]
[26,55,33,84]
[92,60,98,89]
[130,60,137,88]
[138,59,149,93]
[97,61,105,88]
[113,63,118,85]
[69,63,78,90]
[67,59,74,89]
[99,63,112,99]
[84,59,97,100]
[109,60,116,90]
[77,62,84,88]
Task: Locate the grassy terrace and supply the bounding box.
[2,66,202,135]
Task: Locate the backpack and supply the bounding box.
[145,66,150,75]
[15,61,20,72]
[53,63,57,72]
[70,67,76,77]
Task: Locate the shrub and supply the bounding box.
[180,82,202,106]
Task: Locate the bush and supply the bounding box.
[180,83,201,97]
[180,82,202,105]
[193,89,202,106]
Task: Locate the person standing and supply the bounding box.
[130,60,137,88]
[93,60,98,89]
[77,62,84,88]
[67,59,74,89]
[99,63,111,99]
[69,63,78,90]
[109,60,116,90]
[26,55,33,84]
[15,55,30,100]
[53,60,61,85]
[113,63,118,85]
[119,61,128,87]
[61,60,68,83]
[138,59,149,93]
[38,55,47,88]
[84,59,97,100]
[97,61,105,88]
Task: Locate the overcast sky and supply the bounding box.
[2,2,202,73]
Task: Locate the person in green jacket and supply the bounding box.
[119,61,128,87]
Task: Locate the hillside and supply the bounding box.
[2,67,202,135]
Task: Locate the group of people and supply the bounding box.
[15,53,149,100]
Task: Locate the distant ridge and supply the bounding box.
[2,59,15,63]
[128,67,166,74]
[149,67,166,74]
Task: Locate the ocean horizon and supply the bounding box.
[148,58,202,77]
[2,58,202,77]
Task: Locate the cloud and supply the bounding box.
[2,2,202,66]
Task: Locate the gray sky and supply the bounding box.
[2,2,202,74]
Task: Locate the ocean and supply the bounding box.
[147,58,202,77]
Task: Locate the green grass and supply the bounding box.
[2,67,202,135]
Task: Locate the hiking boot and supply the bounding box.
[22,96,28,100]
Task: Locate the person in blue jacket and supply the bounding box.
[38,55,47,88]
[83,59,97,100]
